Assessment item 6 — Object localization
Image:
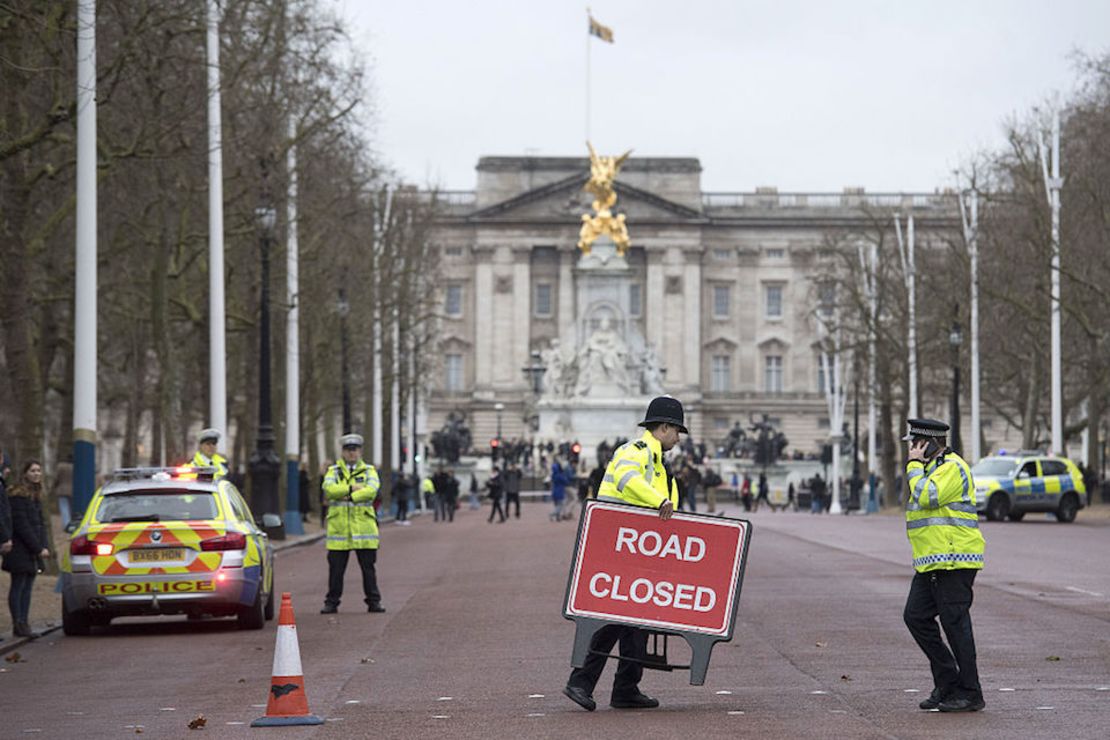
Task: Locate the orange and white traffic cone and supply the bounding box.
[251,593,324,727]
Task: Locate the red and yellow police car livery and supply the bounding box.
[60,467,275,635]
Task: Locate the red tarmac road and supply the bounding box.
[3,501,1109,739]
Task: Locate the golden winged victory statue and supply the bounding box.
[577,142,633,256]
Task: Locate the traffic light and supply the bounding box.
[490,438,500,461]
[570,442,582,465]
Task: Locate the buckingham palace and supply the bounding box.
[425,155,955,454]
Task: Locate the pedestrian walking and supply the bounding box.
[298,463,311,522]
[191,428,229,479]
[422,474,438,520]
[3,461,49,638]
[503,462,523,519]
[486,468,506,523]
[549,459,571,521]
[702,465,722,513]
[441,469,459,522]
[563,395,683,712]
[468,473,480,510]
[740,473,752,512]
[754,472,774,512]
[320,434,385,614]
[394,472,411,525]
[787,481,796,512]
[900,419,985,713]
[810,474,826,514]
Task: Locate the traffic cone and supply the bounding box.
[251,593,324,727]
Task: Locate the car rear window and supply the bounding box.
[1040,460,1068,476]
[971,459,1018,477]
[95,490,219,523]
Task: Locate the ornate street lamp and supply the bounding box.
[249,204,282,534]
[949,318,964,456]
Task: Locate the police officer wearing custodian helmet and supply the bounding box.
[901,418,985,712]
[563,395,683,712]
[321,434,385,614]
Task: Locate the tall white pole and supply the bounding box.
[371,186,393,465]
[960,189,981,462]
[866,241,877,476]
[206,0,227,439]
[821,331,850,515]
[391,307,401,471]
[1039,111,1064,454]
[73,0,98,515]
[585,11,591,142]
[894,214,918,418]
[284,121,303,535]
[1049,112,1063,455]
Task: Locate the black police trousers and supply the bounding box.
[567,624,648,698]
[903,568,982,701]
[325,549,381,608]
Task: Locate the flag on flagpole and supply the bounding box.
[588,14,614,43]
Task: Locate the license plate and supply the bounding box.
[129,548,185,563]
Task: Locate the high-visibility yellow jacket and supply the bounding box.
[905,451,984,573]
[421,477,435,494]
[324,459,381,551]
[191,450,228,480]
[596,431,679,510]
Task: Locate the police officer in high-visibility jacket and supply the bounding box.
[191,428,228,480]
[321,434,385,614]
[563,396,683,712]
[901,419,985,713]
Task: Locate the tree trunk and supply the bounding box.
[1022,347,1042,449]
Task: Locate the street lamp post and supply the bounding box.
[249,205,282,534]
[337,288,351,432]
[949,317,964,457]
[495,402,505,444]
[852,354,861,511]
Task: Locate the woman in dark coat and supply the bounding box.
[3,461,49,638]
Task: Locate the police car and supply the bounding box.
[60,467,276,635]
[971,453,1086,523]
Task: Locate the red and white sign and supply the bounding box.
[565,502,750,637]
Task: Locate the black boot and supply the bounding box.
[320,603,338,614]
[13,621,33,638]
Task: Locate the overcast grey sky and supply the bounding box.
[338,0,1110,193]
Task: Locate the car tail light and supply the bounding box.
[200,532,247,551]
[71,535,98,556]
[95,542,114,556]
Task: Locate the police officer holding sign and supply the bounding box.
[192,428,229,480]
[563,395,683,712]
[901,419,985,712]
[321,434,385,614]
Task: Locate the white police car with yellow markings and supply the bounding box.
[971,453,1086,523]
[60,467,276,635]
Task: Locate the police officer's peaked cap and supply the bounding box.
[639,396,688,434]
[901,418,949,441]
[340,433,364,448]
[198,428,221,444]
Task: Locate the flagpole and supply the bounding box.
[586,8,591,142]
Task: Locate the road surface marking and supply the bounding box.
[325,718,345,722]
[251,704,266,708]
[526,713,545,717]
[999,688,1015,692]
[903,689,920,693]
[437,696,453,701]
[159,707,176,711]
[432,715,450,719]
[830,709,848,714]
[810,690,829,695]
[1065,586,1103,597]
[225,722,246,726]
[716,690,733,695]
[528,694,545,699]
[1036,706,1055,710]
[727,710,745,716]
[1097,687,1110,691]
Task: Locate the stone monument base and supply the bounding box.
[537,396,652,452]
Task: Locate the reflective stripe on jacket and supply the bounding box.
[595,431,678,511]
[324,459,381,550]
[905,451,984,572]
[192,451,228,480]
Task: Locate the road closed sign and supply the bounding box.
[565,501,751,638]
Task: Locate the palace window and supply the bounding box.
[629,283,642,317]
[765,284,784,320]
[445,354,464,392]
[765,355,784,393]
[711,355,731,392]
[534,282,553,317]
[445,284,463,317]
[712,285,730,319]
